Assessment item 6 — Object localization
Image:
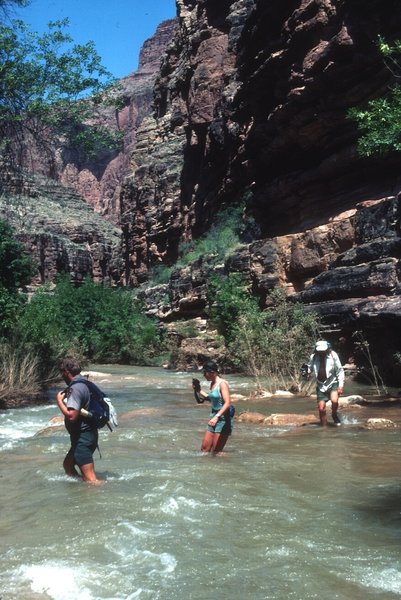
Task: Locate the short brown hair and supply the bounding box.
[59,356,81,376]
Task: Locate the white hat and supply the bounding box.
[315,340,329,352]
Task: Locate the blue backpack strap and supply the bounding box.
[72,379,104,399]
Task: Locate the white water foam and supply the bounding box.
[144,551,177,576]
[42,473,81,483]
[16,562,94,600]
[351,566,401,594]
[0,405,56,451]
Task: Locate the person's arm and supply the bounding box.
[192,378,209,404]
[307,354,315,376]
[334,353,345,393]
[56,390,80,422]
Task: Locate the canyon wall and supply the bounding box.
[121,0,401,377]
[56,19,177,224]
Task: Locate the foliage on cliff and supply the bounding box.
[0,219,35,335]
[179,205,245,266]
[349,37,401,156]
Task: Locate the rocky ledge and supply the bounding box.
[0,169,124,284]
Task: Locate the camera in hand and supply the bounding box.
[300,363,310,379]
[192,377,201,392]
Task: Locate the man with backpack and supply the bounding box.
[56,356,103,484]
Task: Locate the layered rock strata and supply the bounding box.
[0,169,123,285]
[122,0,401,377]
[57,19,177,223]
[14,19,177,225]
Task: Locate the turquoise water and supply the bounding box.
[1,366,401,599]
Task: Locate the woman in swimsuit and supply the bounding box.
[192,360,233,454]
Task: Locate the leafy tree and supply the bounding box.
[0,218,36,335]
[0,0,29,17]
[348,37,401,156]
[0,17,123,167]
[17,276,161,364]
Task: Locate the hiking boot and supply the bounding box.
[333,414,342,426]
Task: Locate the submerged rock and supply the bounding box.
[237,411,318,426]
[264,413,318,427]
[363,418,397,430]
[237,411,267,424]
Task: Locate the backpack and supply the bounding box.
[69,379,118,431]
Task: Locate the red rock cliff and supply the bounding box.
[121,0,401,380]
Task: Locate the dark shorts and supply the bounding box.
[207,414,232,435]
[317,382,339,402]
[69,429,98,466]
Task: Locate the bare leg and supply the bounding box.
[63,449,80,478]
[201,431,214,453]
[330,390,341,424]
[318,400,327,426]
[79,462,103,485]
[330,390,339,418]
[213,434,230,455]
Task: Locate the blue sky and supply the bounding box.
[16,0,177,79]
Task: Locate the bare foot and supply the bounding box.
[85,479,106,486]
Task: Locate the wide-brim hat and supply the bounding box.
[315,340,329,352]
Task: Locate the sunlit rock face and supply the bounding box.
[55,19,178,224]
[0,168,124,286]
[15,19,178,225]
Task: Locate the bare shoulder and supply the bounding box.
[218,378,231,396]
[218,377,229,387]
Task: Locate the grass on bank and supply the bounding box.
[0,343,44,408]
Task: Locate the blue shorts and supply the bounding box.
[207,414,232,435]
[70,429,98,466]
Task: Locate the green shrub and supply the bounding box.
[174,320,200,339]
[0,218,36,336]
[348,86,401,156]
[16,276,161,365]
[209,276,321,393]
[148,264,174,284]
[178,204,244,266]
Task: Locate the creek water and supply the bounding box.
[1,365,401,600]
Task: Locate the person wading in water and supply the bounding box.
[307,340,345,426]
[192,360,233,454]
[56,357,103,484]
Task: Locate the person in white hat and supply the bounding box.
[307,340,344,426]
